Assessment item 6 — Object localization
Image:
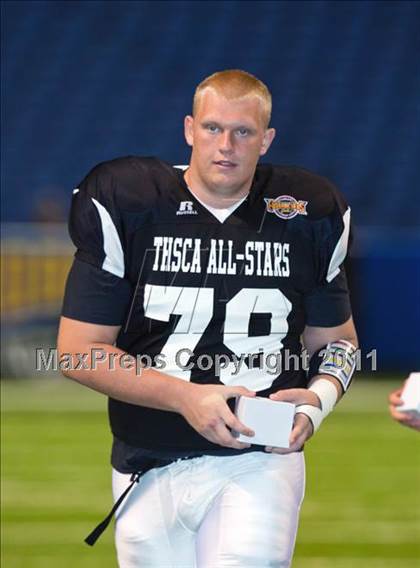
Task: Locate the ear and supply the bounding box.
[184,115,194,147]
[260,128,276,156]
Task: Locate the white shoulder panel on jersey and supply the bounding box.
[173,165,188,170]
[91,197,125,278]
[326,207,351,283]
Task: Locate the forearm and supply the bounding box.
[58,341,191,413]
[303,322,358,361]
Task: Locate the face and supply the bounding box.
[184,90,275,201]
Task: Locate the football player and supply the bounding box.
[58,69,358,567]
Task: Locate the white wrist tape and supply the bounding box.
[296,379,339,432]
[295,404,323,432]
[309,378,339,413]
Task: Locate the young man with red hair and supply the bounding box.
[58,69,358,566]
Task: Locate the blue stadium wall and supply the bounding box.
[2,1,419,370]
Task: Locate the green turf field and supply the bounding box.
[1,377,419,567]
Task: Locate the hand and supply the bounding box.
[265,388,321,454]
[178,383,256,449]
[389,387,420,431]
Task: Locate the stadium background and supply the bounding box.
[1,1,419,566]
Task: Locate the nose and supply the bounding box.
[219,130,234,154]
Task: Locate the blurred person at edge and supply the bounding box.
[389,378,420,431]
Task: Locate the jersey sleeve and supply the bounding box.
[61,163,133,325]
[304,185,352,327]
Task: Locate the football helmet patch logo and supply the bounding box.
[264,196,308,220]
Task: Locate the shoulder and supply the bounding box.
[257,164,348,220]
[82,155,175,180]
[77,156,180,210]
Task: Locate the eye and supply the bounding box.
[206,124,220,134]
[236,128,250,137]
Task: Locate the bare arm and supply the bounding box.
[57,316,255,449]
[58,316,192,411]
[303,316,358,357]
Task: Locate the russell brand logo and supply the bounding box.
[176,201,198,215]
[264,195,308,220]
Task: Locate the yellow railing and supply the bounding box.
[1,254,72,313]
[1,223,74,319]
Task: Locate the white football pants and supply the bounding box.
[112,451,305,567]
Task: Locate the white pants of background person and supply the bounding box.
[113,451,305,567]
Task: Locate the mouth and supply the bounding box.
[213,160,237,169]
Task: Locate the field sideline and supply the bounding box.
[1,377,419,567]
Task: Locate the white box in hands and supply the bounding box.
[233,396,295,448]
[399,372,420,414]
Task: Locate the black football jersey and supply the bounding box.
[62,157,352,470]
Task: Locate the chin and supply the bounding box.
[211,179,244,196]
